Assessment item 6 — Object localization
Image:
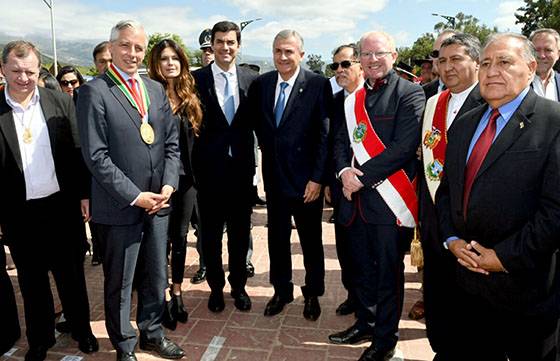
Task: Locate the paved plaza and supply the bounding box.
[3,204,434,361]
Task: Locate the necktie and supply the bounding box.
[274,82,289,126]
[463,108,501,217]
[222,72,235,124]
[128,78,140,100]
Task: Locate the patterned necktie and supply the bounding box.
[463,108,501,218]
[274,82,289,126]
[222,72,235,124]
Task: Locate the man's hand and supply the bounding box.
[340,168,364,194]
[462,241,507,273]
[303,181,322,203]
[324,186,331,205]
[135,192,167,212]
[146,185,174,214]
[80,199,91,223]
[448,239,489,275]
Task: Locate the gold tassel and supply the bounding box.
[410,227,424,268]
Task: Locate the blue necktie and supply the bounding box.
[274,82,289,126]
[222,72,235,124]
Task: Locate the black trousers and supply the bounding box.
[345,218,406,352]
[97,215,169,353]
[168,186,199,284]
[3,193,92,349]
[266,192,325,299]
[331,182,355,302]
[0,245,20,354]
[197,161,252,293]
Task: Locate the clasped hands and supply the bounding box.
[341,168,364,201]
[135,185,174,214]
[448,239,507,275]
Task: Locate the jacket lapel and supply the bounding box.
[555,72,560,100]
[475,90,536,179]
[265,72,277,127]
[278,69,306,127]
[38,88,58,159]
[0,91,23,172]
[203,66,230,126]
[455,104,488,190]
[106,74,142,130]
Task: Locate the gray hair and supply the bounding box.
[440,33,481,61]
[482,32,536,63]
[529,28,560,47]
[273,29,304,52]
[358,31,396,53]
[110,20,147,46]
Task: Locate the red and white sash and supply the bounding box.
[421,90,451,202]
[344,87,418,228]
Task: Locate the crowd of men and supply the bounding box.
[0,17,560,361]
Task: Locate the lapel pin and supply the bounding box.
[299,88,303,93]
[519,122,524,129]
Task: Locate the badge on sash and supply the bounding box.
[423,127,442,150]
[425,159,444,181]
[353,122,367,143]
[140,123,155,144]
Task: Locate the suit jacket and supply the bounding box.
[530,71,560,100]
[334,71,425,225]
[326,89,347,209]
[176,113,196,192]
[436,89,560,312]
[191,65,258,193]
[250,68,332,198]
[422,78,440,100]
[0,87,88,232]
[419,85,484,254]
[77,74,180,225]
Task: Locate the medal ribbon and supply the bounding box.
[345,87,418,227]
[106,63,151,119]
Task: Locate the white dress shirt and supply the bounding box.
[6,86,60,200]
[212,62,240,115]
[446,82,478,129]
[532,73,558,101]
[274,66,301,109]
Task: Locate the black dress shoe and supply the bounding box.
[25,340,55,361]
[171,292,189,323]
[328,325,373,345]
[116,351,137,361]
[231,290,252,311]
[73,332,99,353]
[139,337,185,359]
[191,267,206,284]
[208,291,225,312]
[359,346,395,361]
[264,294,293,316]
[246,262,255,277]
[303,296,321,321]
[335,298,356,316]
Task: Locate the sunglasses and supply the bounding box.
[329,60,358,71]
[430,50,439,59]
[60,79,79,87]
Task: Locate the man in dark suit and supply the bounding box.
[436,33,560,361]
[530,28,560,101]
[250,29,331,320]
[326,43,364,316]
[419,33,484,361]
[0,41,98,361]
[77,20,183,361]
[191,20,257,313]
[328,31,425,361]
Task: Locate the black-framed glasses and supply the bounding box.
[430,50,439,59]
[60,79,79,87]
[329,60,358,71]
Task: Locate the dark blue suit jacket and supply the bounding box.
[250,68,332,198]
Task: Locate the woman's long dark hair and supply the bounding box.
[148,39,202,135]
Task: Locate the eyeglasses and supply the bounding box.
[60,79,79,87]
[430,50,439,59]
[360,51,392,59]
[328,60,358,71]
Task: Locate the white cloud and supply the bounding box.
[231,0,387,18]
[494,0,524,31]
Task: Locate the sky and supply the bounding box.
[0,0,525,60]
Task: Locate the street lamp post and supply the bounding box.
[43,0,58,76]
[432,13,456,28]
[238,18,262,62]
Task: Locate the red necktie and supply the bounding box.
[128,78,140,101]
[463,109,500,218]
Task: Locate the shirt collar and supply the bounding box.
[112,64,139,83]
[212,62,237,77]
[277,66,300,88]
[450,82,477,100]
[5,84,40,110]
[496,86,530,121]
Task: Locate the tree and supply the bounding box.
[515,0,560,36]
[306,53,325,75]
[145,33,201,67]
[434,12,497,44]
[398,33,434,65]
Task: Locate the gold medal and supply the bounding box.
[140,122,155,144]
[23,128,33,144]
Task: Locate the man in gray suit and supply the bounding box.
[77,20,183,361]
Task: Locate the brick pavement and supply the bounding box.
[3,205,434,361]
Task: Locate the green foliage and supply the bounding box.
[398,33,434,65]
[434,12,498,44]
[145,33,200,67]
[515,0,560,36]
[306,53,325,74]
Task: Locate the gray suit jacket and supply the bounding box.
[77,73,180,225]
